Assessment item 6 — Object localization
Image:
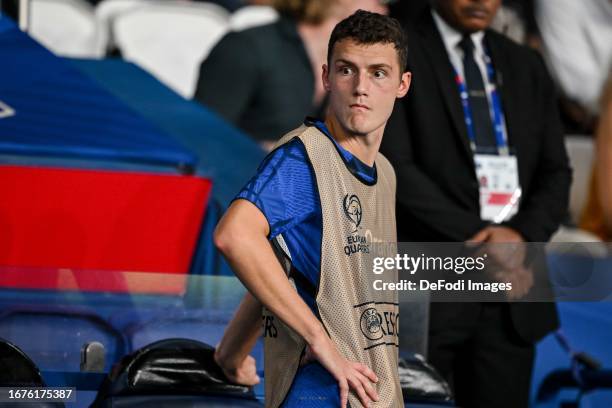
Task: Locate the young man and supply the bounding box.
[213,10,411,408]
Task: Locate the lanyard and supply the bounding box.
[454,48,509,156]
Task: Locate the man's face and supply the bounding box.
[434,0,502,33]
[323,39,410,137]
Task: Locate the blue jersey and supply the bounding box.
[234,119,377,406]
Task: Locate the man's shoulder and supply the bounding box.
[376,152,395,175]
[485,30,552,86]
[235,130,319,239]
[274,124,310,148]
[274,122,332,150]
[227,18,294,50]
[257,131,313,180]
[216,20,283,54]
[375,152,397,188]
[240,135,314,202]
[485,29,543,64]
[235,22,276,40]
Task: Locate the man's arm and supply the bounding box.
[214,292,262,385]
[214,199,379,408]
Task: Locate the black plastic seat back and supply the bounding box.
[0,338,44,386]
[93,338,257,407]
[0,338,65,408]
[399,354,454,405]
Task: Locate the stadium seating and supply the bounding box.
[30,0,104,57]
[112,1,230,97]
[94,0,148,55]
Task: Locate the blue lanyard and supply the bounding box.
[454,48,509,156]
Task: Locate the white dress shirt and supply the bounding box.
[431,10,509,148]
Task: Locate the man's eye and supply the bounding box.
[374,70,387,79]
[340,67,353,75]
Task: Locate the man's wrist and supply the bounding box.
[304,324,328,347]
[215,344,238,371]
[497,225,526,242]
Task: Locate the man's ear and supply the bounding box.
[322,64,331,92]
[397,71,411,98]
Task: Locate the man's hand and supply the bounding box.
[467,226,533,299]
[212,292,262,387]
[214,350,260,386]
[498,265,534,300]
[308,333,379,408]
[467,226,524,243]
[468,226,526,270]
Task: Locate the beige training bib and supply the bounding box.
[263,124,402,407]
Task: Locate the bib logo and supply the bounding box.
[343,194,370,256]
[360,308,383,340]
[343,194,362,232]
[359,307,399,344]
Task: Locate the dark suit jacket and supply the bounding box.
[193,17,321,142]
[382,10,572,342]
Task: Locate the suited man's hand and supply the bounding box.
[468,226,533,299]
[467,226,524,243]
[467,226,525,270]
[501,265,534,300]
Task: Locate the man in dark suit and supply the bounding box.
[382,0,572,406]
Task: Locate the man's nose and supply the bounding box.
[354,70,369,96]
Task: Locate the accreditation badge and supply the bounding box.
[474,154,521,223]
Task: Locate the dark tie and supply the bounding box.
[458,35,496,150]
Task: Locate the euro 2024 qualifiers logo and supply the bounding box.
[343,194,362,233]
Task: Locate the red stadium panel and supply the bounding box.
[0,165,212,294]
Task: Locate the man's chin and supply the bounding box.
[344,125,370,137]
[343,118,372,136]
[460,18,490,33]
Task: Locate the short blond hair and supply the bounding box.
[272,0,336,24]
